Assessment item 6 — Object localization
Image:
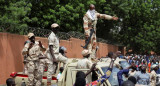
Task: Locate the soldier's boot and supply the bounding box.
[47,82,51,86]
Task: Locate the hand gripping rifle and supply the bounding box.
[81,28,95,49]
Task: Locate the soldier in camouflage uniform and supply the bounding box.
[83,4,118,58]
[23,40,30,74]
[36,46,68,86]
[22,33,46,86]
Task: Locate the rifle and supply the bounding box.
[81,29,95,49]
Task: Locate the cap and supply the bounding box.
[51,23,59,28]
[27,33,34,38]
[10,72,17,78]
[60,46,67,51]
[82,49,90,56]
[151,64,158,69]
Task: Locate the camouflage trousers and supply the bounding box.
[46,53,68,83]
[23,62,28,74]
[85,29,96,58]
[37,58,51,86]
[27,61,40,86]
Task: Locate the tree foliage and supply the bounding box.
[117,0,160,54]
[0,0,32,34]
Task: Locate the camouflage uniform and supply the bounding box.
[23,40,30,75]
[150,70,157,86]
[83,10,113,58]
[36,56,48,86]
[23,55,29,74]
[22,41,45,86]
[46,31,68,84]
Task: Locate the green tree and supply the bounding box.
[0,0,32,34]
[118,0,160,54]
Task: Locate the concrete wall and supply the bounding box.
[0,32,119,84]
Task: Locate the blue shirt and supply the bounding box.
[117,69,129,86]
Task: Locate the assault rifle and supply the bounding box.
[81,29,95,49]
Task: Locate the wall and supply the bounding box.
[0,32,120,84]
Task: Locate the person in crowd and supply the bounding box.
[74,71,86,86]
[148,60,152,73]
[122,80,135,86]
[117,63,136,86]
[6,78,16,86]
[57,67,64,81]
[134,64,150,85]
[129,62,137,76]
[128,76,137,85]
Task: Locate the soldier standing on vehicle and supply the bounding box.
[77,49,93,84]
[23,40,30,74]
[83,4,118,58]
[45,23,68,86]
[22,33,46,86]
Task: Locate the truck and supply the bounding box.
[12,58,130,86]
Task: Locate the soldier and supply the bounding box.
[75,52,117,86]
[83,4,118,58]
[76,49,93,84]
[36,52,49,86]
[22,33,46,86]
[45,23,68,86]
[150,64,158,86]
[23,40,30,74]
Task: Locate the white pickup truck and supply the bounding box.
[12,58,130,86]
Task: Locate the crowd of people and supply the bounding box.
[116,54,160,86]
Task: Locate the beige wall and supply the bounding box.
[0,32,120,84]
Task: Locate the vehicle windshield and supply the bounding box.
[119,61,130,69]
[101,67,119,86]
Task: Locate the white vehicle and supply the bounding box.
[13,58,130,86]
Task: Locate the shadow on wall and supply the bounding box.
[0,32,121,84]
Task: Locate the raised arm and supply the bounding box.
[85,63,96,77]
[38,40,46,51]
[22,42,33,55]
[86,53,117,86]
[97,13,118,20]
